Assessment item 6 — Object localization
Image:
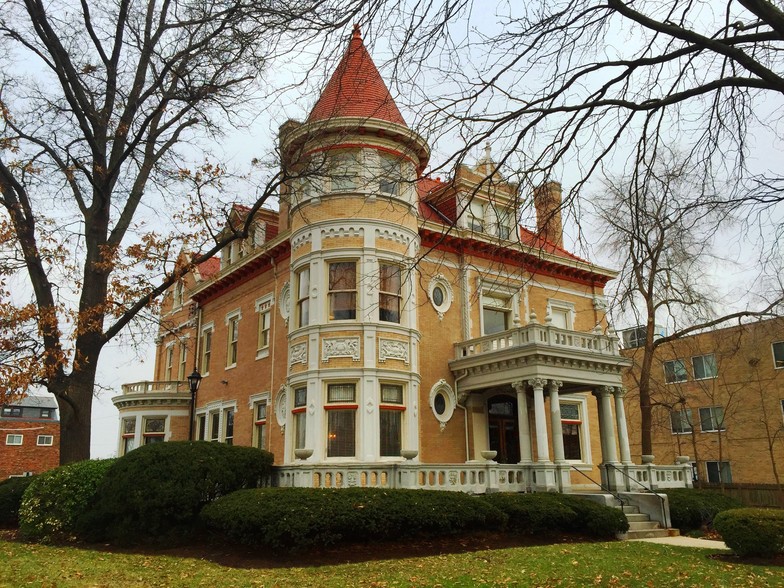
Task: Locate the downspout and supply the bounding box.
[454,369,470,462]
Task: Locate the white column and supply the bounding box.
[597,386,619,463]
[548,380,565,463]
[614,387,633,464]
[528,378,550,463]
[513,381,532,463]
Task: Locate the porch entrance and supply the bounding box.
[487,395,520,464]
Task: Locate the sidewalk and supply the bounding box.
[630,536,730,550]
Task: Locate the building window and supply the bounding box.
[37,435,54,446]
[40,408,52,419]
[253,223,267,248]
[326,383,357,458]
[210,411,220,441]
[547,300,574,330]
[773,341,784,369]
[173,280,184,308]
[482,293,510,335]
[378,152,400,196]
[692,354,717,380]
[2,407,22,417]
[468,199,484,232]
[257,309,271,352]
[226,311,241,368]
[201,325,213,375]
[5,434,23,445]
[122,417,136,454]
[197,414,206,441]
[143,417,166,445]
[164,344,174,380]
[664,359,688,383]
[493,204,514,240]
[224,409,234,446]
[699,406,725,432]
[706,461,732,484]
[293,387,307,450]
[296,267,310,328]
[560,402,583,461]
[254,401,267,450]
[330,151,359,192]
[670,409,693,434]
[380,384,404,457]
[178,342,188,381]
[328,262,357,320]
[379,263,402,323]
[255,294,274,358]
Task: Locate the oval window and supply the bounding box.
[434,393,446,415]
[432,286,444,306]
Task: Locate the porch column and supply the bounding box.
[613,387,633,464]
[548,380,566,463]
[593,386,618,463]
[512,381,532,463]
[528,378,550,462]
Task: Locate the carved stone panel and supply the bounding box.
[289,342,307,366]
[322,337,361,362]
[378,338,409,364]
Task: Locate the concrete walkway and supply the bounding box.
[630,536,730,550]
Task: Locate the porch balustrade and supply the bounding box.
[120,380,188,395]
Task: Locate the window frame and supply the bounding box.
[255,293,274,359]
[325,383,358,458]
[692,354,718,380]
[40,408,52,419]
[142,416,167,445]
[292,386,308,451]
[328,261,358,321]
[773,341,784,369]
[200,323,214,376]
[378,152,401,196]
[178,340,188,381]
[2,406,22,417]
[295,266,310,328]
[378,262,402,324]
[252,398,268,451]
[380,383,405,458]
[225,309,242,369]
[172,279,184,309]
[698,406,726,433]
[670,408,694,434]
[121,417,137,455]
[36,434,54,446]
[164,343,175,380]
[664,359,688,384]
[329,151,360,193]
[467,199,485,232]
[482,292,511,335]
[5,434,23,446]
[706,460,732,484]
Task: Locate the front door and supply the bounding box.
[487,395,520,464]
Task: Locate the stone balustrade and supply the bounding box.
[120,380,188,395]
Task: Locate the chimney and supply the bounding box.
[533,181,563,249]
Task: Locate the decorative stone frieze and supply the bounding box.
[322,337,360,362]
[289,342,307,365]
[378,338,409,364]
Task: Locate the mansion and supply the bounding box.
[113,27,690,510]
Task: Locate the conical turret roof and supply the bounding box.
[307,25,407,127]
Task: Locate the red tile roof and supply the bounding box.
[308,25,407,127]
[197,257,221,279]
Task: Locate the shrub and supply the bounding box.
[663,489,742,531]
[714,508,784,557]
[201,487,507,550]
[0,476,36,527]
[80,441,273,544]
[482,493,628,538]
[18,459,116,542]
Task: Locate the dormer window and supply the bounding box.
[253,223,266,248]
[172,280,184,308]
[468,200,485,232]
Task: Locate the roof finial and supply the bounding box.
[352,23,362,39]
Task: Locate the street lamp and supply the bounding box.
[187,368,202,441]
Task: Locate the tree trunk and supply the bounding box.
[51,367,98,464]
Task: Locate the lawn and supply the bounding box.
[1,537,781,587]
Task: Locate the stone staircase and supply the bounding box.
[619,504,674,540]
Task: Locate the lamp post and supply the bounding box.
[187,368,202,441]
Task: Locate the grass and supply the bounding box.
[1,538,781,587]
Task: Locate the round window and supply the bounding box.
[434,392,446,415]
[432,286,444,306]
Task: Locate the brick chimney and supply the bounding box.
[533,181,563,249]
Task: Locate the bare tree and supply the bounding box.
[0,0,377,464]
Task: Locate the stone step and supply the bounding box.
[628,521,661,531]
[625,513,650,522]
[623,528,674,540]
[621,505,640,514]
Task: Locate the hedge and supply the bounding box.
[0,476,36,527]
[714,508,784,557]
[18,459,116,542]
[663,489,742,531]
[79,441,273,544]
[482,493,628,538]
[201,487,508,550]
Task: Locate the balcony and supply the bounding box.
[112,380,191,409]
[450,323,631,392]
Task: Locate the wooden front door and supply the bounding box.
[487,395,520,464]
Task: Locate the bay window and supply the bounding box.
[296,267,310,327]
[326,383,357,458]
[328,262,357,320]
[380,384,404,457]
[379,263,402,323]
[293,387,307,450]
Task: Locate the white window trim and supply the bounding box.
[177,337,189,381]
[772,341,784,370]
[559,395,592,466]
[225,309,242,369]
[664,359,688,384]
[429,379,456,431]
[196,400,238,444]
[699,406,726,433]
[36,434,54,446]
[164,342,175,381]
[691,354,718,380]
[255,293,275,359]
[670,408,694,435]
[200,321,215,377]
[479,280,517,336]
[5,434,23,446]
[546,299,575,330]
[428,274,454,319]
[379,381,406,461]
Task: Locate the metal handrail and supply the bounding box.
[606,463,668,528]
[569,465,625,508]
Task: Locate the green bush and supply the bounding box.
[80,441,273,544]
[714,508,784,557]
[663,489,742,531]
[201,487,507,550]
[482,493,628,538]
[0,476,36,527]
[18,459,116,542]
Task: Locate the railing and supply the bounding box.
[606,463,668,527]
[454,324,620,360]
[120,380,188,395]
[624,463,692,490]
[571,465,625,507]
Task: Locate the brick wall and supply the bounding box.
[0,420,60,478]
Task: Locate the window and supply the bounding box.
[5,434,22,445]
[773,341,784,369]
[692,354,717,380]
[223,409,234,446]
[330,151,359,192]
[293,387,307,450]
[164,344,174,380]
[482,293,510,335]
[296,267,310,327]
[226,312,240,367]
[201,325,213,375]
[699,406,725,432]
[255,294,274,358]
[547,300,574,330]
[253,223,266,248]
[143,417,166,445]
[258,309,271,352]
[379,263,402,323]
[254,401,267,450]
[178,342,188,381]
[122,417,136,454]
[468,200,484,232]
[378,153,400,196]
[326,384,356,457]
[664,359,688,383]
[197,415,206,441]
[428,276,453,317]
[493,204,514,239]
[210,412,220,441]
[380,384,404,457]
[328,262,357,320]
[560,402,583,461]
[670,409,693,434]
[706,461,732,484]
[40,409,52,419]
[2,407,22,417]
[37,435,53,446]
[173,280,184,308]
